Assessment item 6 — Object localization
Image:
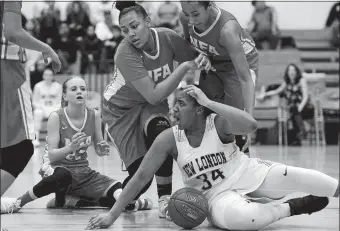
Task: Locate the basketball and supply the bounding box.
[168,187,209,229]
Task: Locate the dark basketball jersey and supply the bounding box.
[53,108,95,168]
[181,8,256,71]
[103,27,197,124]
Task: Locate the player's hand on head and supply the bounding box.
[42,47,62,73]
[86,213,115,230]
[97,141,110,156]
[183,85,210,107]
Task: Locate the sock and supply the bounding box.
[18,189,38,207]
[157,183,172,198]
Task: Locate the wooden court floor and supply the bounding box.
[1,144,339,231]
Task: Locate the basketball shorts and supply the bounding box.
[199,49,259,110]
[208,158,278,229]
[57,166,118,202]
[104,101,169,168]
[1,60,35,148]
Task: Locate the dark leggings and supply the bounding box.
[122,154,173,200]
[35,167,121,208]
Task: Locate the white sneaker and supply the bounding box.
[1,198,21,214]
[46,195,80,208]
[158,195,171,220]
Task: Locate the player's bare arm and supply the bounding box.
[3,2,61,72]
[184,85,258,135]
[219,20,255,115]
[93,110,110,156]
[86,128,176,229]
[130,54,208,105]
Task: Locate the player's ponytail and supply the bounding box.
[114,0,148,22]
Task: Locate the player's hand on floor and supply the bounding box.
[97,141,110,156]
[86,213,115,229]
[241,134,252,153]
[42,46,62,73]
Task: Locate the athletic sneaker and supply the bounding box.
[158,195,171,220]
[1,198,21,214]
[285,195,329,216]
[46,195,80,208]
[124,198,153,212]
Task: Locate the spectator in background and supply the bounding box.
[90,1,119,25]
[66,1,91,41]
[32,68,62,147]
[157,1,180,28]
[136,0,158,25]
[39,1,60,48]
[325,1,340,47]
[248,0,280,50]
[100,25,123,73]
[257,64,310,146]
[95,11,115,41]
[54,22,79,74]
[30,60,46,91]
[80,25,103,74]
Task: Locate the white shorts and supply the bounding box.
[208,158,279,229]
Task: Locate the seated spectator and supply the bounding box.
[54,23,79,74]
[257,64,311,146]
[157,1,180,28]
[325,2,340,47]
[66,1,91,41]
[32,69,62,147]
[100,25,123,74]
[248,0,280,50]
[38,2,60,48]
[30,60,46,90]
[95,11,115,41]
[80,25,103,74]
[90,0,119,25]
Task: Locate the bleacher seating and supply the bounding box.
[257,50,302,89]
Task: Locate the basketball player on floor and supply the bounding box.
[32,68,62,147]
[1,77,150,214]
[180,1,259,156]
[100,1,210,217]
[87,85,338,230]
[0,1,61,199]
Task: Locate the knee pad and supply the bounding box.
[144,116,170,149]
[0,140,34,178]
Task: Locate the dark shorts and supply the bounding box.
[103,101,169,168]
[0,60,35,148]
[58,166,118,201]
[199,50,259,110]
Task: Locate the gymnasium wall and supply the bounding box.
[21,0,336,30]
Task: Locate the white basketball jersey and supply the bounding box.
[173,114,250,202]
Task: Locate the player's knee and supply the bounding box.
[55,168,72,189]
[144,116,170,149]
[223,202,265,230]
[0,140,34,178]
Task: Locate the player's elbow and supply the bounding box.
[250,119,258,132]
[146,96,161,105]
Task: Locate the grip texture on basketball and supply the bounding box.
[168,187,209,229]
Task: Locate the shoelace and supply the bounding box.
[2,199,20,214]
